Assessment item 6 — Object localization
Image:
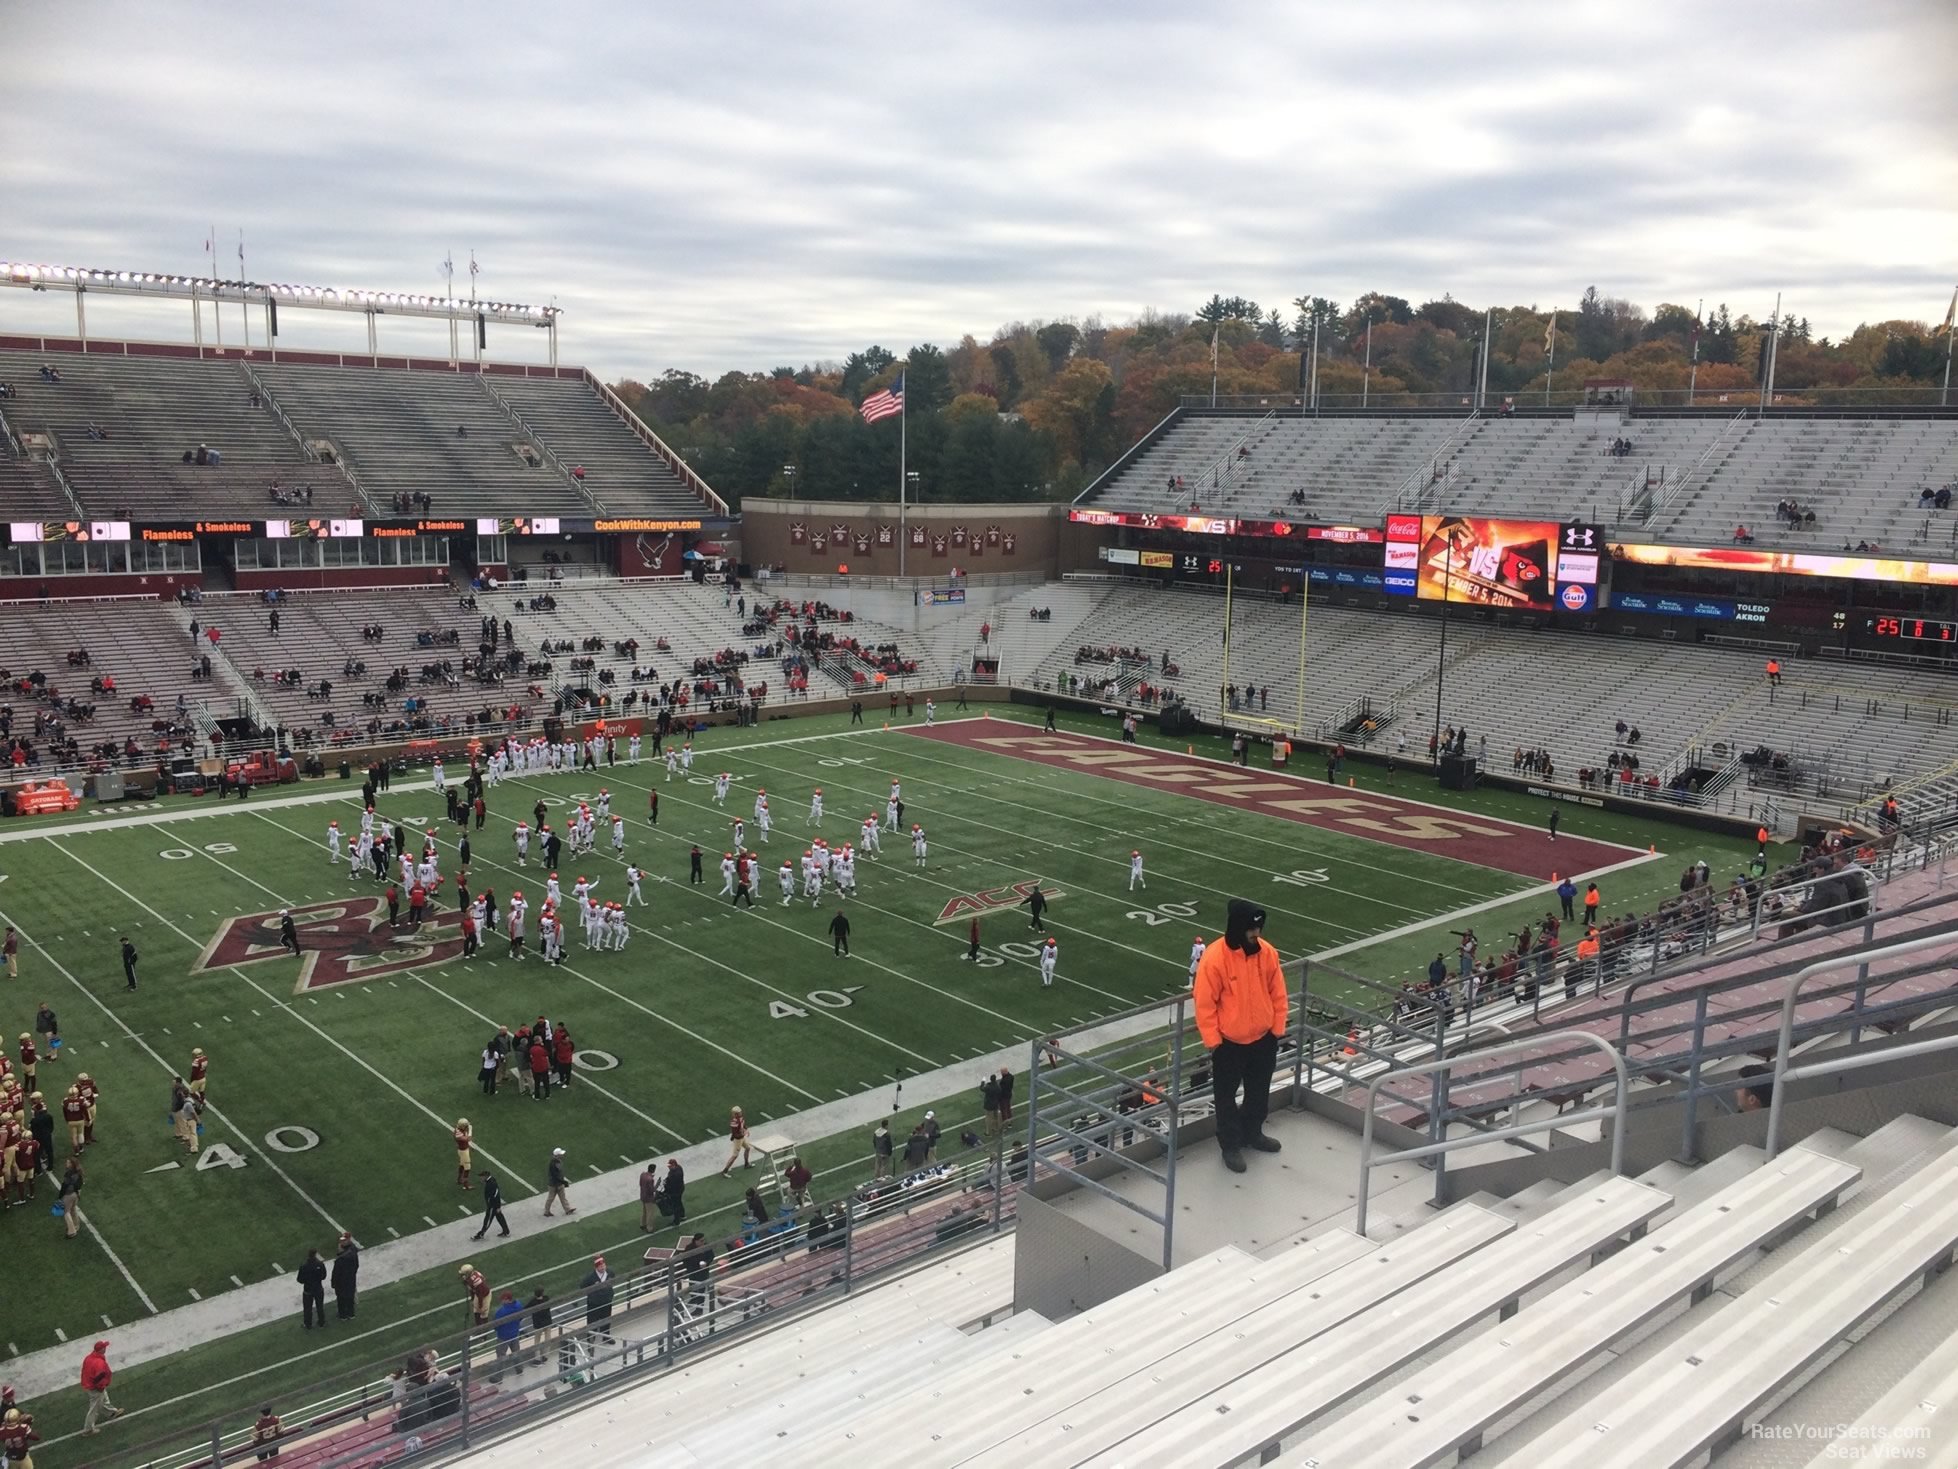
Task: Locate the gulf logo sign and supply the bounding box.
[1560,582,1594,612]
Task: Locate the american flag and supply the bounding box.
[859,372,905,423]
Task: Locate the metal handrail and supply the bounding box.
[1356,1030,1629,1235]
[1765,928,1958,1157]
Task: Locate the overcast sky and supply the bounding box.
[2,0,1953,380]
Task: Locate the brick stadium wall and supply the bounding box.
[738,499,1061,578]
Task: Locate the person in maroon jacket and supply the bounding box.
[528,1036,550,1101]
[552,1027,575,1090]
[965,914,982,962]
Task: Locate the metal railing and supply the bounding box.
[476,373,604,514]
[1387,409,1479,513]
[1355,1031,1630,1235]
[1764,928,1958,1158]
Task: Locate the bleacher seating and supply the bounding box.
[0,598,219,769]
[1077,408,1958,550]
[254,363,597,517]
[0,459,74,516]
[1044,583,1958,804]
[190,589,540,750]
[492,375,715,516]
[0,350,320,516]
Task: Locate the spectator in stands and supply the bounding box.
[457,424,468,437]
[572,465,586,480]
[1732,524,1753,543]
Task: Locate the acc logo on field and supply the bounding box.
[934,880,1065,926]
[193,899,469,995]
[1559,583,1592,612]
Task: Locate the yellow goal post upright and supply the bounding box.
[1216,560,1310,764]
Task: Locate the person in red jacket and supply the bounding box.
[80,1339,121,1434]
[528,1037,550,1101]
[552,1027,575,1091]
[1192,899,1289,1173]
[965,914,982,962]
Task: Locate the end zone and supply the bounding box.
[902,719,1649,883]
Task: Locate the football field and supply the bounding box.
[0,706,1696,1364]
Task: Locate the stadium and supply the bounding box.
[4,9,1958,1469]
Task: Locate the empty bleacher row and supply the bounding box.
[0,459,72,516]
[1080,408,1958,552]
[452,1098,1958,1468]
[0,344,724,519]
[1038,582,1958,804]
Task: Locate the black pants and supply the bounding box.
[532,1071,549,1099]
[1560,896,1574,919]
[302,1286,325,1327]
[480,1068,497,1094]
[690,861,702,884]
[732,886,752,907]
[555,1060,572,1087]
[1210,1031,1278,1154]
[477,1203,509,1237]
[968,934,981,959]
[124,964,138,989]
[851,707,863,724]
[335,1286,356,1319]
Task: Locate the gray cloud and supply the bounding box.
[2,0,1953,378]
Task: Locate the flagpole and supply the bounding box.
[898,383,908,579]
[1294,564,1309,739]
[1362,319,1372,408]
[238,230,249,350]
[1544,313,1557,407]
[1689,298,1702,406]
[1943,286,1957,409]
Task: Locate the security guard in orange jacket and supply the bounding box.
[1192,899,1288,1173]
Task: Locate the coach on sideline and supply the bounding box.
[1193,899,1289,1174]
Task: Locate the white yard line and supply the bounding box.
[47,834,537,1197]
[251,814,831,1106]
[0,895,346,1242]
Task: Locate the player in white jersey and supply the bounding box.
[572,875,596,909]
[719,853,737,897]
[611,815,626,855]
[803,851,823,903]
[809,787,824,825]
[513,824,530,865]
[714,772,730,806]
[1129,849,1146,891]
[596,789,611,822]
[757,804,772,843]
[541,908,563,965]
[680,740,694,773]
[731,817,746,851]
[607,903,629,951]
[837,848,857,896]
[628,734,641,765]
[912,825,928,868]
[1039,936,1058,987]
[350,832,369,881]
[885,795,900,831]
[1188,935,1206,981]
[779,860,796,905]
[625,863,645,904]
[359,805,375,837]
[546,872,562,907]
[400,852,417,889]
[664,749,678,781]
[890,778,902,804]
[751,789,766,823]
[582,897,604,949]
[862,814,881,854]
[417,857,439,888]
[507,893,529,958]
[925,698,936,725]
[326,820,343,862]
[431,757,446,792]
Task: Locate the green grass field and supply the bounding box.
[0,703,1776,1460]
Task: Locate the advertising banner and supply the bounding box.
[1382,516,1599,612]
